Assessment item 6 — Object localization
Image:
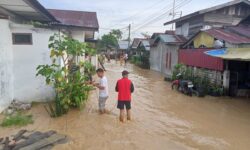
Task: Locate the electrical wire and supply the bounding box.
[130,0,186,32]
[131,0,193,33]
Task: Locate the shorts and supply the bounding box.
[117,101,131,110]
[99,96,108,111]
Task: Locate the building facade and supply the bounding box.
[0,0,99,112]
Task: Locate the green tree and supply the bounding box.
[97,29,123,51]
[36,34,95,117]
[110,29,123,40]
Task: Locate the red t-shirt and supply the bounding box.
[115,78,134,101]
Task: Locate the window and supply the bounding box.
[12,33,32,45]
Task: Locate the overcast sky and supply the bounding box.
[39,0,231,39]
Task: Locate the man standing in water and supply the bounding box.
[95,68,109,114]
[115,70,134,122]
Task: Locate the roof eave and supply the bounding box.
[52,23,99,31]
[23,0,58,22]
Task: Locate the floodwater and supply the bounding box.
[1,63,250,150]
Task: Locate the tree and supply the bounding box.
[36,34,95,117]
[97,29,123,51]
[110,29,123,40]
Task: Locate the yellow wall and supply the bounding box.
[194,32,214,48]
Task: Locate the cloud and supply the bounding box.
[39,0,230,38]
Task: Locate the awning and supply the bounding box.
[0,0,57,22]
[205,48,250,61]
[205,49,227,56]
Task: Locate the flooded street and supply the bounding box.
[1,63,250,150]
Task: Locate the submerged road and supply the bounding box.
[1,62,250,150]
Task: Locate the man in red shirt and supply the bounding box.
[115,70,134,122]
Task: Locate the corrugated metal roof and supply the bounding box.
[205,28,250,44]
[221,48,250,60]
[158,34,187,44]
[0,0,57,22]
[118,41,129,50]
[227,25,250,38]
[48,9,99,30]
[164,0,250,25]
[179,49,224,71]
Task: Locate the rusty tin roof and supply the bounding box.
[48,9,99,30]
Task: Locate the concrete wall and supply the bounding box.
[0,21,88,111]
[71,30,85,42]
[192,67,223,86]
[150,44,162,72]
[10,23,59,102]
[0,19,13,112]
[150,42,179,78]
[161,45,179,79]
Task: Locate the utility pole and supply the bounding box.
[171,0,176,30]
[127,24,131,53]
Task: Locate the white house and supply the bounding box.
[0,0,99,112]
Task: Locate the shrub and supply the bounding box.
[36,34,95,117]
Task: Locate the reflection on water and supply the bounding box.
[1,62,250,150]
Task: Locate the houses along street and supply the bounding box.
[1,62,250,150]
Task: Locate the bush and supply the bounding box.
[172,64,186,80]
[172,64,224,97]
[36,34,95,117]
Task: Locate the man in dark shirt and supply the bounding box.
[115,70,134,122]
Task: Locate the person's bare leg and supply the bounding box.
[127,109,131,120]
[120,109,125,122]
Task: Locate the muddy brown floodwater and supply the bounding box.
[1,63,250,150]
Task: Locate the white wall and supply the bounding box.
[71,30,85,42]
[10,24,58,102]
[0,22,88,111]
[0,19,13,112]
[71,30,86,63]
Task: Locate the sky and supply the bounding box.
[39,0,231,39]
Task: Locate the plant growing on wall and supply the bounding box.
[36,34,95,117]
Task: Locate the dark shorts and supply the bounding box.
[117,101,131,110]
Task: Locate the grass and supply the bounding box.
[1,113,33,127]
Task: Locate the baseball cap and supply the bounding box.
[122,70,129,76]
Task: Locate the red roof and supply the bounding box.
[205,28,250,44]
[227,25,250,38]
[48,9,99,30]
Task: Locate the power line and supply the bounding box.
[117,0,168,22]
[110,0,175,28]
[131,0,192,33]
[131,0,183,28]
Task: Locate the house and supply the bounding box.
[150,33,186,78]
[0,0,99,112]
[135,39,151,69]
[131,38,143,55]
[179,24,250,96]
[164,0,250,38]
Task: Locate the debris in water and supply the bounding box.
[0,130,67,150]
